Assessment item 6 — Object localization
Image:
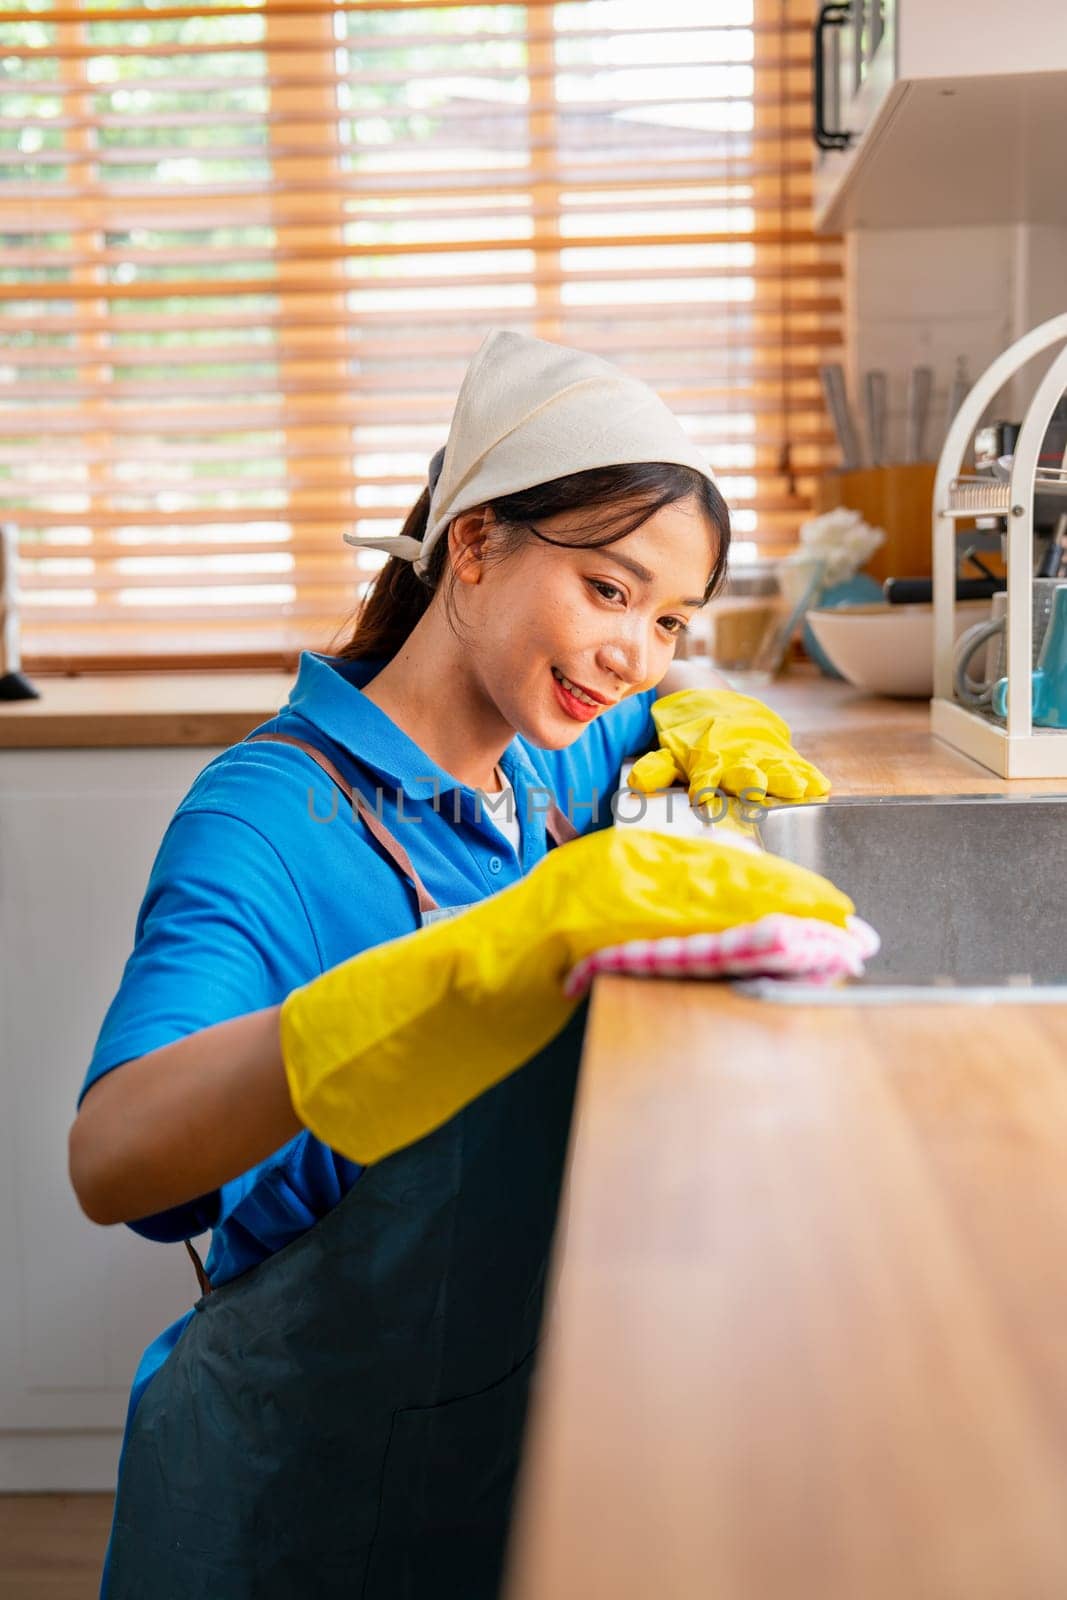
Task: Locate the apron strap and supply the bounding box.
[250,730,578,871]
[185,1238,213,1298]
[247,732,438,918]
[545,802,578,847]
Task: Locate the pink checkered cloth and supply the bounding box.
[562,914,881,999]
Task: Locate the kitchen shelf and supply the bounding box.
[930,312,1067,778]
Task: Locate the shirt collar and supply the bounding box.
[283,651,534,801]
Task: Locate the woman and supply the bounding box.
[69,331,849,1599]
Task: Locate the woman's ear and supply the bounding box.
[448,506,494,586]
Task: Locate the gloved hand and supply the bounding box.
[628,688,831,804]
[280,825,853,1166]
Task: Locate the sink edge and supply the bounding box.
[732,979,1067,1007]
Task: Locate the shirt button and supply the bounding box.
[488,856,503,875]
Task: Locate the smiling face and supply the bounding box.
[449,493,720,750]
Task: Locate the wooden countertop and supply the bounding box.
[508,987,1067,1600]
[505,676,1067,1600]
[0,670,295,748]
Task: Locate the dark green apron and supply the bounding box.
[104,733,583,1600]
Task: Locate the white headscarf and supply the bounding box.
[343,328,717,580]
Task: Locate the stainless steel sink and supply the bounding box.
[740,793,1067,1004]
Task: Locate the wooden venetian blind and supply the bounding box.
[1,0,840,674]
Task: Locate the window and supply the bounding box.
[1,0,840,672]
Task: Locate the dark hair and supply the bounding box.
[331,462,731,663]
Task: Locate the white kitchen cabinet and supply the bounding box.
[0,748,219,1490]
[814,0,1067,230]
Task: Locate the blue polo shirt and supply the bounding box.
[81,650,657,1427]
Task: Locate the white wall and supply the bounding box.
[899,0,1067,80]
[845,222,1067,462]
[0,748,218,1489]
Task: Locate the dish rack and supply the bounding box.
[931,312,1067,778]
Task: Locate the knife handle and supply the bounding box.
[905,365,934,463]
[864,370,887,467]
[819,362,862,471]
[883,576,1006,605]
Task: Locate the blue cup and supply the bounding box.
[991,585,1067,727]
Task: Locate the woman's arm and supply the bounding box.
[69,1005,302,1227]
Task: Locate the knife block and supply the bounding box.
[813,463,939,584]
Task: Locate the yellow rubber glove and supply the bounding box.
[628,688,831,804]
[280,825,853,1166]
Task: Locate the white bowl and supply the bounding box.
[804,601,992,698]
